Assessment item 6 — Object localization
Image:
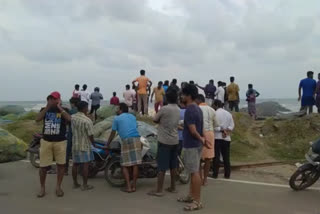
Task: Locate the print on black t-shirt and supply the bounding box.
[42,108,67,142]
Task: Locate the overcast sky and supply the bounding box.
[0,0,319,101]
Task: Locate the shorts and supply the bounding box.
[40,139,67,167]
[121,137,142,167]
[183,146,202,174]
[90,104,100,114]
[157,142,178,171]
[72,150,94,163]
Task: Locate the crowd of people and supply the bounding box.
[35,69,264,212]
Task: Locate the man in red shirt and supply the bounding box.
[110,92,120,105]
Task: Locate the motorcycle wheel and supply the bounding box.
[29,153,40,168]
[289,164,320,191]
[104,157,126,187]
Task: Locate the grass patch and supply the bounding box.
[2,120,42,144]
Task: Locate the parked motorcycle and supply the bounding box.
[104,136,190,187]
[289,140,320,191]
[27,133,42,168]
[80,140,110,178]
[26,134,109,178]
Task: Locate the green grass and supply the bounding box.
[2,120,42,144]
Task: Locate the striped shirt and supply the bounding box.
[71,112,94,152]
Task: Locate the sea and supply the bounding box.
[0,98,301,113]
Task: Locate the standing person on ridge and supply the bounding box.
[132,69,152,115]
[151,81,165,113]
[80,84,90,104]
[72,84,81,98]
[123,84,136,110]
[298,71,316,115]
[110,92,120,106]
[246,84,260,120]
[227,77,240,112]
[196,80,216,106]
[90,87,103,120]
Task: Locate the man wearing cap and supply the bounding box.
[298,71,317,115]
[35,92,71,198]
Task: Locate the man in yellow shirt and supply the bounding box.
[132,70,152,115]
[227,76,240,112]
[151,81,165,113]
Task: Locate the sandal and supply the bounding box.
[56,189,64,197]
[165,187,177,193]
[184,201,203,212]
[147,190,164,197]
[81,185,94,191]
[177,195,194,203]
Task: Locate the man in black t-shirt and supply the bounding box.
[35,91,71,198]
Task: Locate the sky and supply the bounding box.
[0,0,319,101]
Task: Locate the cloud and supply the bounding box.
[0,0,319,101]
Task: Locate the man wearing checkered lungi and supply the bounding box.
[106,103,142,193]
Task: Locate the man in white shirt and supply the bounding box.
[123,85,136,110]
[80,84,91,104]
[212,99,234,179]
[215,81,225,105]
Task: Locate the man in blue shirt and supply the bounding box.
[299,71,317,115]
[106,103,141,193]
[177,84,209,212]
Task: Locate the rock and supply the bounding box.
[0,105,25,116]
[241,101,291,117]
[0,128,28,163]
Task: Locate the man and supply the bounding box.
[65,97,80,175]
[105,103,142,193]
[110,92,120,106]
[150,81,165,113]
[35,92,71,198]
[196,80,216,106]
[90,87,103,120]
[123,84,136,109]
[299,71,317,115]
[177,84,209,211]
[212,99,235,179]
[80,84,90,104]
[227,77,240,112]
[72,84,80,98]
[71,101,96,191]
[246,84,260,119]
[132,69,152,115]
[148,90,180,197]
[215,81,225,105]
[168,78,180,92]
[316,73,320,113]
[195,94,217,186]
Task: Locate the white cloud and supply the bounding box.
[0,0,319,101]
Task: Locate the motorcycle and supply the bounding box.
[289,140,320,191]
[81,140,110,178]
[27,134,109,178]
[27,133,42,168]
[104,136,190,187]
